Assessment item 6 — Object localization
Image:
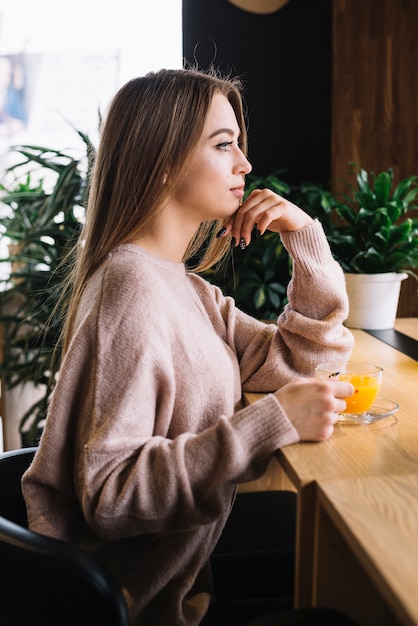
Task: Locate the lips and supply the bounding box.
[231,186,245,198]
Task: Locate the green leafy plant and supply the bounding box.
[322,164,418,277]
[0,131,94,445]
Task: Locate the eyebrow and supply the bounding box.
[208,128,235,139]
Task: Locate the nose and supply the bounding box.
[236,152,252,176]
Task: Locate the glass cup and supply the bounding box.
[315,362,383,424]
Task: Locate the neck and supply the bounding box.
[128,208,199,263]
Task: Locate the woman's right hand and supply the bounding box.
[274,378,354,442]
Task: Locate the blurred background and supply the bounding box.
[0,0,183,159]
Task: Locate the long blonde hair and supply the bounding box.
[60,67,248,354]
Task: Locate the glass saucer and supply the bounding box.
[337,398,399,425]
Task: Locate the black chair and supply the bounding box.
[0,447,130,626]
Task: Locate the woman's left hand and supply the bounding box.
[221,188,314,248]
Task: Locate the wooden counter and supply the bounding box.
[243,318,418,614]
[395,317,418,340]
[313,474,418,626]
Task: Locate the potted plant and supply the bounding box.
[307,164,418,330]
[0,131,94,447]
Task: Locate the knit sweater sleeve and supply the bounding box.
[79,394,296,540]
[192,219,354,391]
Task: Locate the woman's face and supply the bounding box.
[172,93,252,223]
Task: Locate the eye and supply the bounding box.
[216,141,233,151]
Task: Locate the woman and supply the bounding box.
[22,67,355,625]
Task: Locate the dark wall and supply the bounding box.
[182,0,332,185]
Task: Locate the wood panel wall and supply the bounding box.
[332,0,418,316]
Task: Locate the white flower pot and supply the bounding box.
[344,272,408,330]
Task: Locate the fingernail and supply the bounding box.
[255,227,261,239]
[216,227,226,238]
[231,237,236,248]
[239,237,247,250]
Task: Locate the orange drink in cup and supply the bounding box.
[315,362,383,424]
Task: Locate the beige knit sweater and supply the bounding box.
[22,220,353,625]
